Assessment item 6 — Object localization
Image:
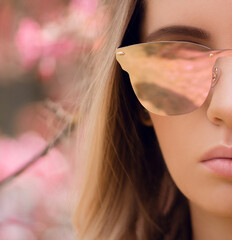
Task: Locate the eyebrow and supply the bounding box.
[145,25,211,42]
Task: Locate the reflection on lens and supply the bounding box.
[116,41,215,116]
[135,82,197,115]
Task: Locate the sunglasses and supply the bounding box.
[116,41,232,116]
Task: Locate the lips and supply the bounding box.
[201,146,232,179]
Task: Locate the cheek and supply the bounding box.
[150,114,196,164]
[149,113,232,217]
[149,114,201,195]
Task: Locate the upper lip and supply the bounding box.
[201,146,232,162]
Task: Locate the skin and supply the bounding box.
[142,0,232,239]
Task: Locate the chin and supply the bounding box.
[188,191,232,218]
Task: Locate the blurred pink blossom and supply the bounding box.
[71,0,98,15]
[15,19,42,68]
[0,131,75,238]
[0,224,36,240]
[15,19,75,73]
[0,131,69,184]
[14,0,104,81]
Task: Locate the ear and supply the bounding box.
[139,107,153,127]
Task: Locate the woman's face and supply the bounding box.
[143,0,232,217]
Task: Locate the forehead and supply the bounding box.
[143,0,232,45]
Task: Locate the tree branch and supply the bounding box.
[0,101,77,189]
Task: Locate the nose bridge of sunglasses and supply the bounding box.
[210,49,232,88]
[211,49,232,61]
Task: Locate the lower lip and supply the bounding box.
[201,159,232,178]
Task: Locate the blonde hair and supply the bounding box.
[74,1,192,239]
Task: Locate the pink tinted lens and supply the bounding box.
[116,41,215,116]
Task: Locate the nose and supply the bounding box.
[207,56,232,128]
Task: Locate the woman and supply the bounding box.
[74,0,232,239]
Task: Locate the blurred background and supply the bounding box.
[0,0,106,239]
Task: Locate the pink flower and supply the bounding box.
[15,19,42,67]
[0,131,69,185]
[0,131,75,237]
[71,0,98,15]
[15,18,76,78]
[14,1,101,80]
[0,224,36,240]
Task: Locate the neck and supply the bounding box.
[189,202,232,240]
